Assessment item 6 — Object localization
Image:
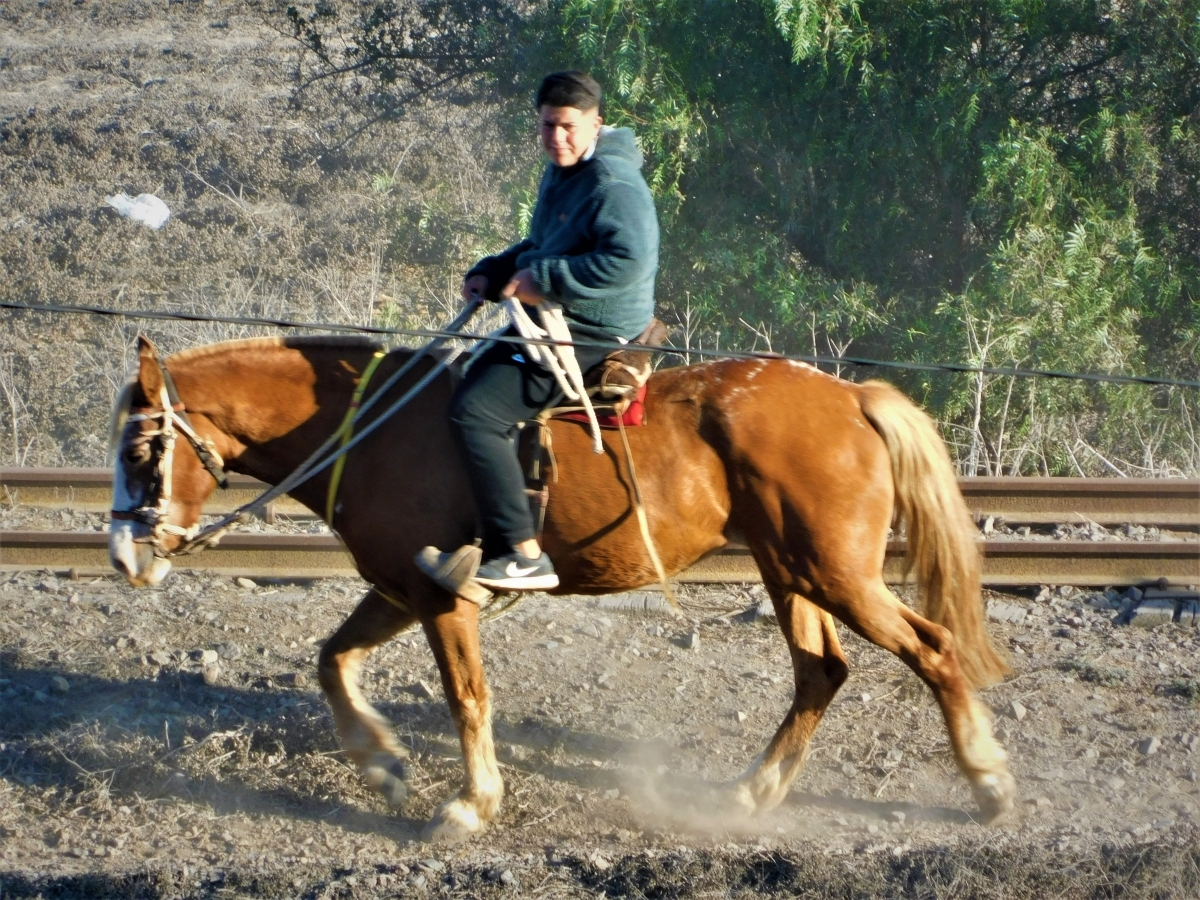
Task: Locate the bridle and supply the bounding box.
[111,360,228,558]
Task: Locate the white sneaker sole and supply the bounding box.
[473,572,560,591]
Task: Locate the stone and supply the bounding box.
[279,672,309,688]
[840,761,858,777]
[100,604,116,617]
[215,642,242,660]
[202,661,221,686]
[735,710,747,724]
[1010,700,1028,721]
[1139,737,1162,756]
[193,649,218,664]
[414,679,438,700]
[50,675,69,693]
[604,788,620,800]
[686,632,701,651]
[986,601,1027,625]
[38,578,60,594]
[235,577,256,590]
[890,810,906,824]
[148,650,173,666]
[499,870,517,887]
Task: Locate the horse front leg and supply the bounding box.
[732,586,848,814]
[419,595,503,842]
[318,587,416,806]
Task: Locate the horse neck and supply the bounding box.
[167,341,386,494]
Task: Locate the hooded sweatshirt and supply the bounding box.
[466,126,659,341]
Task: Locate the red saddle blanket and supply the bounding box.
[550,384,647,428]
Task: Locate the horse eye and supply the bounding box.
[124,443,151,464]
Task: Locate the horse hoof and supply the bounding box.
[421,799,484,843]
[363,753,409,807]
[972,772,1016,824]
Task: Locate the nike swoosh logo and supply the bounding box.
[504,561,539,577]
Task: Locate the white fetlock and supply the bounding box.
[422,797,486,843]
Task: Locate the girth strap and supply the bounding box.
[326,351,386,526]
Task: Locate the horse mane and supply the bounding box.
[166,334,384,366]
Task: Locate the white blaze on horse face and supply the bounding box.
[108,448,173,587]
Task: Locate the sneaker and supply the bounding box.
[473,550,559,591]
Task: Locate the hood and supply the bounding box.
[594,126,643,170]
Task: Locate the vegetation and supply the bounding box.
[287,0,1200,475]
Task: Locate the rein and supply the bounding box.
[121,300,484,560]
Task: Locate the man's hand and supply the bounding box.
[501,269,543,305]
[461,274,489,302]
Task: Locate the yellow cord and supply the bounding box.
[325,351,386,526]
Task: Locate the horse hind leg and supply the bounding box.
[732,588,848,815]
[317,587,416,807]
[830,580,1014,823]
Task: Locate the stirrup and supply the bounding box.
[414,544,493,605]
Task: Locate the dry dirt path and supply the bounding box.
[0,567,1198,897]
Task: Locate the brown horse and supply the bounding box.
[108,333,1014,840]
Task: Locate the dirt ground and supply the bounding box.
[3,2,1200,897]
[0,561,1198,897]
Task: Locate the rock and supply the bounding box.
[1105,776,1126,791]
[191,649,218,664]
[50,675,69,693]
[100,603,116,617]
[215,642,242,660]
[685,632,701,651]
[114,637,129,650]
[499,870,517,887]
[603,788,620,800]
[986,601,1027,625]
[148,650,173,666]
[38,578,59,594]
[414,679,438,700]
[202,661,221,686]
[418,858,445,874]
[735,710,747,724]
[885,749,903,765]
[840,761,858,777]
[890,810,906,824]
[1010,700,1028,721]
[1139,736,1162,756]
[579,623,601,639]
[235,577,256,590]
[279,672,309,689]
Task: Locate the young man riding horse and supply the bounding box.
[447,71,659,592]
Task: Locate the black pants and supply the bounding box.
[449,333,608,559]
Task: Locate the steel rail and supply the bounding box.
[3,468,1198,528]
[1,530,1197,587]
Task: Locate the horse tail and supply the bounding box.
[858,380,1009,689]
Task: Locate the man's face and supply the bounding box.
[539,105,603,167]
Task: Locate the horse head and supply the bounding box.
[108,336,230,586]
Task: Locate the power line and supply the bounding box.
[3,297,1198,390]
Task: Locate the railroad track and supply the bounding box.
[2,468,1198,586]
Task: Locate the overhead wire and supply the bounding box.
[2,297,1198,390]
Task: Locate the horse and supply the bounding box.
[107,333,1015,841]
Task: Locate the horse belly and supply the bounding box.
[538,418,729,594]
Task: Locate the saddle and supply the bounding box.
[521,318,670,532]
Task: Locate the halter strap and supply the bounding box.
[326,350,386,525]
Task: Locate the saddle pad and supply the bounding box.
[551,384,647,428]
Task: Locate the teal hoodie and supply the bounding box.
[467,126,659,340]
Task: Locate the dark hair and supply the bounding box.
[535,71,602,112]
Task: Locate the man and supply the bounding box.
[449,70,660,591]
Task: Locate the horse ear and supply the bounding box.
[136,336,164,401]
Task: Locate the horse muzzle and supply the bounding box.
[109,519,173,587]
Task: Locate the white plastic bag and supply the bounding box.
[105,192,171,230]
